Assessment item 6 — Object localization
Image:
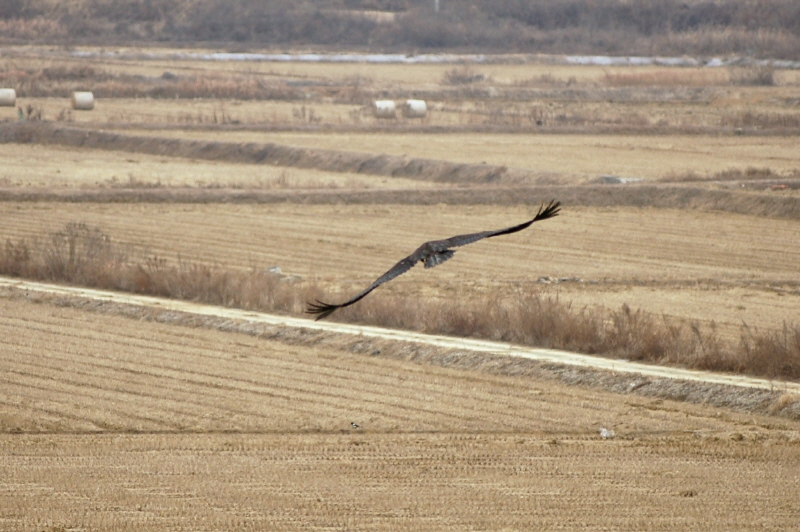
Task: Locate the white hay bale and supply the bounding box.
[404,99,427,118]
[373,100,396,119]
[0,88,16,107]
[71,91,95,111]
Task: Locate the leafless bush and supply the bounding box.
[42,223,127,287]
[41,65,101,81]
[443,65,486,85]
[739,323,800,379]
[729,65,776,86]
[602,69,726,87]
[659,167,795,183]
[4,0,800,59]
[20,104,43,121]
[721,111,800,130]
[513,74,577,88]
[0,240,31,277]
[292,105,322,124]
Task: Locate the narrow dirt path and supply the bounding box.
[2,276,797,394]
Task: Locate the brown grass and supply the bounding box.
[659,167,800,183]
[721,111,800,130]
[602,69,728,87]
[3,223,798,381]
[729,65,776,87]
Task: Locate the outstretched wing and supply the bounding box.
[307,199,561,320]
[306,254,418,320]
[443,199,561,248]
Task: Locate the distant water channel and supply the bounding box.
[68,50,800,69]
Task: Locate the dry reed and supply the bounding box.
[2,223,798,381]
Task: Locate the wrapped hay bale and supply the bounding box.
[373,100,396,119]
[0,88,16,107]
[404,99,427,118]
[71,91,94,111]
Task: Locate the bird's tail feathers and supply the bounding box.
[424,250,455,269]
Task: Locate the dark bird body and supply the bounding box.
[307,200,561,320]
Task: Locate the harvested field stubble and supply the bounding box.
[0,143,433,190]
[1,294,800,531]
[0,124,508,185]
[99,127,800,181]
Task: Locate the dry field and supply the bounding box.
[2,293,800,531]
[2,46,800,529]
[0,143,436,190]
[115,128,800,180]
[9,46,800,86]
[5,45,800,133]
[1,200,798,342]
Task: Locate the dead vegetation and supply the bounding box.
[2,222,798,381]
[5,0,800,60]
[2,57,799,135]
[659,167,800,183]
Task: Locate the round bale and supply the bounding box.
[0,88,16,107]
[404,99,427,118]
[373,100,396,119]
[71,91,95,111]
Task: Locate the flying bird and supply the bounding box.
[306,199,561,320]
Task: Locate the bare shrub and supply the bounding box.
[292,105,322,124]
[739,323,800,379]
[20,104,43,121]
[0,240,31,277]
[721,112,800,130]
[602,69,727,87]
[42,65,100,81]
[42,223,127,287]
[659,167,797,183]
[443,65,486,85]
[729,65,776,87]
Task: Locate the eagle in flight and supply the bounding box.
[306,199,561,320]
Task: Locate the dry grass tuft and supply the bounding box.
[659,167,799,183]
[739,324,800,379]
[602,69,727,87]
[721,111,800,130]
[2,223,798,381]
[768,393,800,415]
[443,65,488,85]
[729,65,776,87]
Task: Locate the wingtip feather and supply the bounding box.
[535,199,561,221]
[306,299,340,321]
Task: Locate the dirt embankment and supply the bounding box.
[2,181,799,221]
[2,123,799,219]
[0,123,507,184]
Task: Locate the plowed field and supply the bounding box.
[2,294,799,531]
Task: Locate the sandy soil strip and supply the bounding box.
[2,276,797,394]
